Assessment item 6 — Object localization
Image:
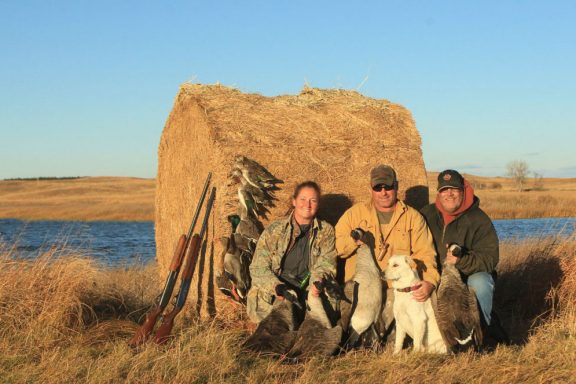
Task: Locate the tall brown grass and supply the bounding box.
[427,172,576,219]
[1,236,575,383]
[0,177,154,221]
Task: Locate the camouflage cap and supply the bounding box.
[370,164,397,187]
[437,169,465,191]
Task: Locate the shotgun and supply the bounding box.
[128,173,212,348]
[154,186,216,344]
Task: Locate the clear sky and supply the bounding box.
[1,1,574,179]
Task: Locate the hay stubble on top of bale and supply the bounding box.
[156,83,429,317]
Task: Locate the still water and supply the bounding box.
[0,217,574,267]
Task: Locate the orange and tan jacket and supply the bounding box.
[335,199,440,286]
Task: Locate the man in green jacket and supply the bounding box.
[421,169,499,331]
[247,181,337,323]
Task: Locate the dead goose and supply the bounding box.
[243,288,301,355]
[287,280,344,359]
[435,259,483,352]
[340,230,382,348]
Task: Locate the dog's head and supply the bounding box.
[384,254,419,283]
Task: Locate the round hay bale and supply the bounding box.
[156,83,429,317]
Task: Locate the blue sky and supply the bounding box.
[1,1,574,179]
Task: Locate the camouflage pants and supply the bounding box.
[246,287,276,323]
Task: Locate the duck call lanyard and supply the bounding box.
[377,230,391,261]
[377,215,394,261]
[357,216,391,262]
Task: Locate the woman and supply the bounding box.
[246,181,337,323]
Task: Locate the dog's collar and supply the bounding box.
[396,284,421,293]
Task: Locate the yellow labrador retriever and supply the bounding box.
[385,255,447,354]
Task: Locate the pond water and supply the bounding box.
[0,217,574,267]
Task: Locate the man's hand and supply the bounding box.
[412,280,434,302]
[274,284,286,301]
[446,248,459,265]
[310,280,322,297]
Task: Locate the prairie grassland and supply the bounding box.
[2,174,575,222]
[1,237,574,384]
[0,177,154,221]
[426,172,576,219]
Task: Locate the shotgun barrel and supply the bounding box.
[128,173,212,348]
[154,187,216,344]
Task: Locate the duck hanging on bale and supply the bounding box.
[216,235,252,303]
[234,155,283,190]
[216,156,282,305]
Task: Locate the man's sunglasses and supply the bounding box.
[372,183,395,192]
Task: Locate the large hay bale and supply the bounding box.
[156,83,429,316]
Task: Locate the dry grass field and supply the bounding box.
[427,172,576,219]
[0,177,154,221]
[1,173,575,222]
[0,236,574,383]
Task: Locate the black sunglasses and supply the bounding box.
[372,183,395,192]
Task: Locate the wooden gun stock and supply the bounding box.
[169,235,188,271]
[128,306,163,347]
[127,173,212,348]
[152,307,181,345]
[153,232,202,344]
[128,235,188,347]
[153,187,216,344]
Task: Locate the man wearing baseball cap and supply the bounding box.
[335,164,440,343]
[421,169,507,346]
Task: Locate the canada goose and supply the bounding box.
[287,280,344,359]
[243,290,301,355]
[340,230,382,348]
[435,261,483,351]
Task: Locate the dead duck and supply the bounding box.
[234,155,283,187]
[238,184,271,220]
[233,160,282,190]
[215,236,251,303]
[228,212,261,251]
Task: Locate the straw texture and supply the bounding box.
[156,83,429,316]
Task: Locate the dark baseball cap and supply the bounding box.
[370,164,397,188]
[437,169,465,191]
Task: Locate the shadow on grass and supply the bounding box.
[494,241,564,344]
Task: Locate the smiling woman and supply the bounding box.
[247,180,337,324]
[291,181,321,225]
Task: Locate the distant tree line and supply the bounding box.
[3,176,84,181]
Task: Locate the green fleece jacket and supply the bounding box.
[420,196,499,276]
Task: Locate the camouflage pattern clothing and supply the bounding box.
[247,213,337,323]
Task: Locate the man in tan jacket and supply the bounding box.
[335,164,440,302]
